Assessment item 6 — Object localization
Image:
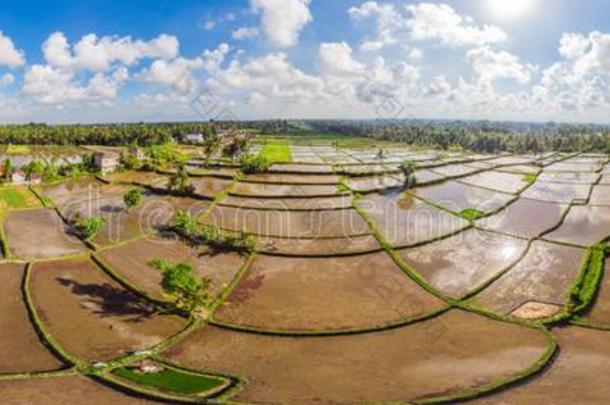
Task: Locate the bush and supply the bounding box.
[123,188,142,210]
[240,155,272,174]
[170,211,256,254]
[73,215,106,240]
[149,260,211,312]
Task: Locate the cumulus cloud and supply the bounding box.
[250,0,312,48]
[349,1,406,51]
[466,46,532,85]
[318,42,365,76]
[232,27,260,40]
[22,64,128,104]
[42,31,179,71]
[0,31,25,68]
[137,43,230,86]
[406,3,507,47]
[1,72,14,86]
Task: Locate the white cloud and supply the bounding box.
[250,0,312,48]
[232,27,260,40]
[137,43,230,86]
[22,64,128,104]
[1,72,14,86]
[559,33,590,61]
[0,31,25,68]
[349,1,406,52]
[42,31,179,71]
[466,46,531,85]
[406,3,507,47]
[318,42,365,76]
[203,21,216,31]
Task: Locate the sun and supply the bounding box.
[486,0,537,20]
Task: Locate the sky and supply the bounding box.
[1,0,610,124]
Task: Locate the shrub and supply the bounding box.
[240,155,272,174]
[149,260,211,313]
[73,214,106,240]
[123,188,142,210]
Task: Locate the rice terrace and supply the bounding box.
[0,124,606,404]
[2,0,610,403]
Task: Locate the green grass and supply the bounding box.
[258,141,292,163]
[6,144,31,155]
[460,208,485,221]
[0,188,28,208]
[523,173,538,184]
[569,245,606,315]
[113,365,226,395]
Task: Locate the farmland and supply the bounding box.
[0,140,608,404]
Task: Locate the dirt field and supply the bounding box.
[165,310,549,404]
[206,205,370,238]
[0,263,64,373]
[219,194,352,210]
[473,327,610,404]
[0,375,158,404]
[30,258,186,361]
[256,234,381,256]
[98,235,245,301]
[399,228,528,298]
[213,252,444,331]
[3,209,88,259]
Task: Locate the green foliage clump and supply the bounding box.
[523,173,538,184]
[73,214,106,240]
[123,188,142,210]
[167,165,195,195]
[460,208,485,221]
[149,259,211,312]
[240,154,272,174]
[171,210,256,254]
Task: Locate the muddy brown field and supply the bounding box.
[165,310,550,404]
[0,264,64,373]
[213,252,444,331]
[30,258,186,361]
[3,209,87,259]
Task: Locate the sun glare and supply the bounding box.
[486,0,537,20]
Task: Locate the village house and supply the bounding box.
[127,146,146,160]
[184,133,204,144]
[93,152,120,174]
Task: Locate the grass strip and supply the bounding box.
[113,363,226,395]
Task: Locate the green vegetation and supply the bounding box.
[240,154,272,174]
[259,141,291,163]
[569,245,606,315]
[146,143,189,170]
[524,173,538,184]
[3,158,13,181]
[0,188,27,208]
[460,208,485,221]
[171,210,256,254]
[400,160,418,189]
[149,259,211,312]
[222,136,251,161]
[6,144,30,154]
[123,188,143,210]
[167,165,195,195]
[114,364,226,395]
[73,215,106,240]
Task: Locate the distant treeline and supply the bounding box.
[307,120,610,153]
[0,122,232,146]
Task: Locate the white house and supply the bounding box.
[10,169,27,185]
[184,133,204,144]
[94,152,120,174]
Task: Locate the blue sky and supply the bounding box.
[1,0,610,124]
